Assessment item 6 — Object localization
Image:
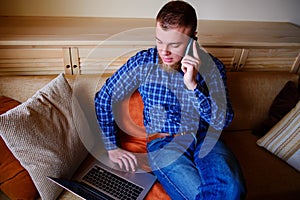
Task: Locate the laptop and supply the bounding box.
[48,153,157,200]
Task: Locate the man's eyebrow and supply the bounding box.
[155,36,162,42]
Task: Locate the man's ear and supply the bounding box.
[193,32,198,41]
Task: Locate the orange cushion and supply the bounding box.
[118,91,170,200]
[0,96,39,200]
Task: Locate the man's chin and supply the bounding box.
[158,56,181,71]
[163,61,175,66]
[161,62,181,71]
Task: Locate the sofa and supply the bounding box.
[0,71,299,200]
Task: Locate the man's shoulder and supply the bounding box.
[208,54,224,67]
[126,47,158,68]
[108,47,157,78]
[136,47,157,58]
[207,53,226,75]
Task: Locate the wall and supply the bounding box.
[1,0,299,25]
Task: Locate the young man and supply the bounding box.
[95,1,246,199]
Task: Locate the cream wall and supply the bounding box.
[1,0,299,25]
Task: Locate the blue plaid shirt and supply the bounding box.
[95,47,234,150]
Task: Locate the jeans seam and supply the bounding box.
[152,159,189,200]
[191,132,197,149]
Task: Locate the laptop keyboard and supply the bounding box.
[82,165,144,200]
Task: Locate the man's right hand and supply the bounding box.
[108,148,138,172]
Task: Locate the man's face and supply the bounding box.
[156,22,191,67]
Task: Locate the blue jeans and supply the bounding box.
[147,134,246,200]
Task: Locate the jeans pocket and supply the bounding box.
[147,136,171,152]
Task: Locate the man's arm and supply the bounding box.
[95,71,139,171]
[94,48,156,171]
[181,40,234,130]
[195,55,234,130]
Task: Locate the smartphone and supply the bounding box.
[184,38,195,57]
[185,37,204,58]
[185,38,208,59]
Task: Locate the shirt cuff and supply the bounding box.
[194,83,209,97]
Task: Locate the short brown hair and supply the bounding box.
[156,1,197,37]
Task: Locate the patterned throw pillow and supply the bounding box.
[0,96,39,200]
[257,101,300,171]
[0,74,88,200]
[253,81,300,136]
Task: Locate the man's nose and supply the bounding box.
[161,45,171,55]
